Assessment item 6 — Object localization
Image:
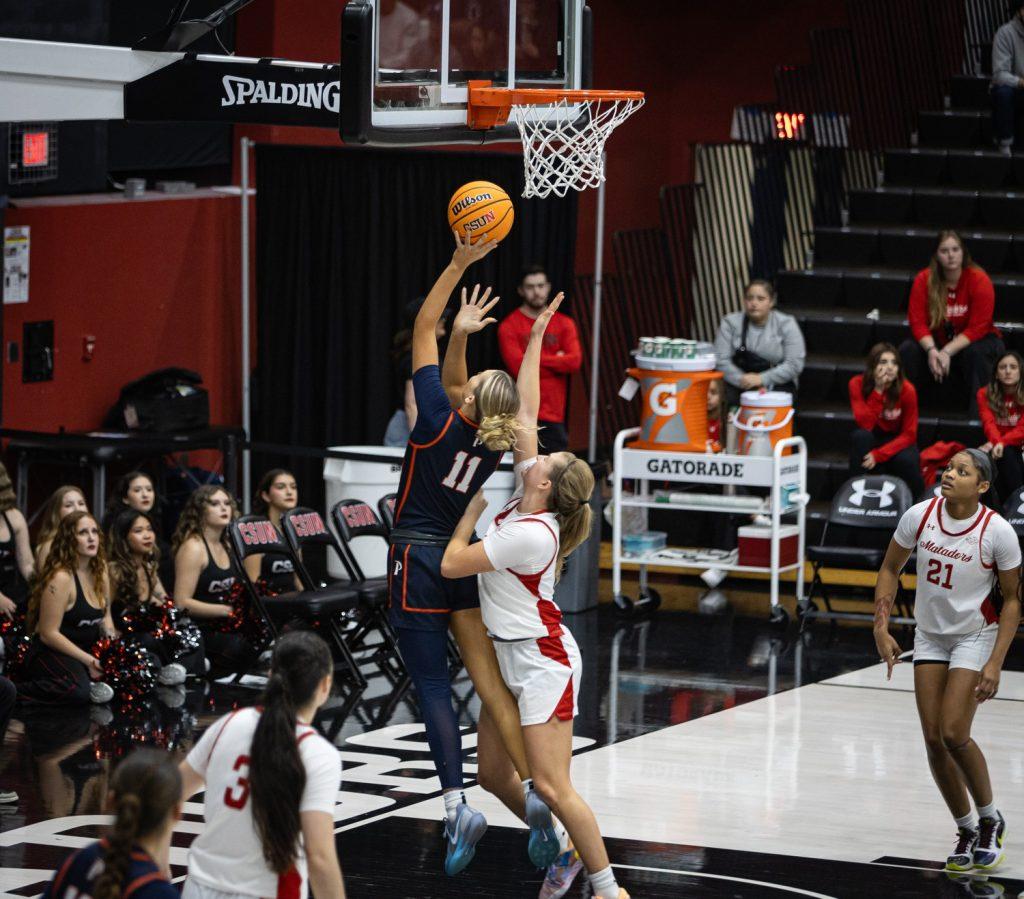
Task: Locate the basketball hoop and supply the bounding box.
[468,81,645,199]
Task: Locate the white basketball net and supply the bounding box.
[510,95,645,199]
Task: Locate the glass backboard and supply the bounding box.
[341,0,590,145]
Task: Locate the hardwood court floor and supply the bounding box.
[1,602,1022,897]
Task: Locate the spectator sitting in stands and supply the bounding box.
[35,486,88,570]
[898,230,1003,417]
[713,279,806,407]
[992,0,1024,156]
[978,351,1024,500]
[848,342,924,496]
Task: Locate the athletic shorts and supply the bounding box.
[493,627,581,726]
[182,879,253,899]
[913,624,998,672]
[387,542,479,632]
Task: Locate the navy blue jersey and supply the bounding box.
[394,365,502,536]
[44,840,178,899]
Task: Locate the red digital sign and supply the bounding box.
[22,131,49,167]
[774,112,807,140]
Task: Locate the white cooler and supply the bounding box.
[323,445,516,579]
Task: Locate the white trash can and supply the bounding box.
[323,446,516,579]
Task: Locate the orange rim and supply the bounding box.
[467,80,644,130]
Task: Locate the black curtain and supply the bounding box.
[253,144,578,509]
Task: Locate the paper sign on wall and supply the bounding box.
[3,226,29,304]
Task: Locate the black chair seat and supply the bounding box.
[353,577,388,608]
[263,586,360,620]
[806,545,884,569]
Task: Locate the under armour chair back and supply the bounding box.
[801,475,914,626]
[1002,486,1024,548]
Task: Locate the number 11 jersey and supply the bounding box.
[893,496,1021,635]
[393,364,503,537]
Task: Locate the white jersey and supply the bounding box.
[185,707,342,899]
[894,497,1021,635]
[480,458,563,641]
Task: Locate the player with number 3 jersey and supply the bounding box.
[179,632,344,899]
[874,449,1021,874]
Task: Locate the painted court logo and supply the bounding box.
[848,479,896,508]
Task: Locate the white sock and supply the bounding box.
[955,811,977,832]
[443,790,465,823]
[554,819,570,853]
[977,802,998,821]
[588,866,619,899]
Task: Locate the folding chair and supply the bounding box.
[227,515,366,689]
[281,506,405,681]
[331,498,463,676]
[378,492,397,531]
[799,475,915,628]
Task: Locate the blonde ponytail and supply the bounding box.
[550,456,595,582]
[474,370,521,453]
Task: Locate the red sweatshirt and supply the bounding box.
[498,308,583,423]
[977,386,1024,447]
[907,266,998,346]
[848,375,919,463]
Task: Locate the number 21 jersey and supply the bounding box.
[393,365,503,536]
[893,496,1021,635]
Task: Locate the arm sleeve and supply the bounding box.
[893,505,924,550]
[988,518,1023,571]
[498,318,525,379]
[992,28,1020,88]
[907,271,931,343]
[409,365,454,443]
[713,316,744,388]
[762,315,806,389]
[961,270,996,342]
[978,388,1003,445]
[540,317,583,373]
[872,383,918,464]
[482,519,557,574]
[848,376,879,430]
[299,739,342,815]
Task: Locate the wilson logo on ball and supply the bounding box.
[450,192,493,216]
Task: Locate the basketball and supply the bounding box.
[447,180,515,245]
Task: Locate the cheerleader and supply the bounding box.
[977,351,1024,500]
[874,448,1021,872]
[35,485,88,569]
[442,296,628,899]
[20,511,115,705]
[173,486,255,677]
[179,631,345,899]
[42,749,181,899]
[102,470,175,590]
[244,469,302,593]
[107,508,206,682]
[0,462,33,619]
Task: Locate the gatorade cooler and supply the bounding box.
[627,355,722,452]
[734,391,794,456]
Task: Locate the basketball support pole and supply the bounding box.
[586,152,607,465]
[241,135,253,512]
